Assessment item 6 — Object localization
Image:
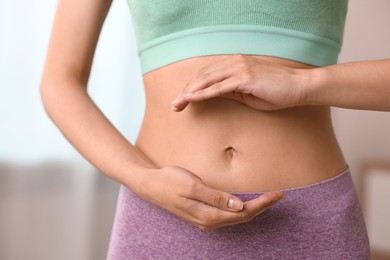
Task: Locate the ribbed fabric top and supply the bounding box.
[127,0,348,75]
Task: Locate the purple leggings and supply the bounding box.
[107,167,370,259]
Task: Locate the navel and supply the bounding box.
[224,146,237,159]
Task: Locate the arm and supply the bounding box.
[171,55,390,112]
[306,59,390,111]
[40,0,152,193]
[40,1,282,231]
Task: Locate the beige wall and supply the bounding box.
[335,0,390,163]
[336,0,390,165]
[0,1,389,260]
[334,0,390,255]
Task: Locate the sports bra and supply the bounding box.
[127,0,348,75]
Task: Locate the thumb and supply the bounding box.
[193,184,244,211]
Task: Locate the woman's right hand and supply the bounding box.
[137,165,284,231]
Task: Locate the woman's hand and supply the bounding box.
[137,165,284,231]
[171,54,312,111]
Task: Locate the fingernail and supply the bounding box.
[171,105,178,111]
[228,198,244,210]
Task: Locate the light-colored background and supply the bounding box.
[1,0,389,259]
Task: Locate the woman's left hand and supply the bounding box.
[171,54,312,111]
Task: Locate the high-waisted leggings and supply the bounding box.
[107,167,370,260]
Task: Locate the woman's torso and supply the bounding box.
[135,55,346,192]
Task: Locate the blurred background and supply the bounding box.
[0,0,389,259]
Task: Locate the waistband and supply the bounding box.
[138,24,341,75]
[230,166,351,200]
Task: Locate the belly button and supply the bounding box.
[225,146,237,158]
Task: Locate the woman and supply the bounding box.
[40,0,389,259]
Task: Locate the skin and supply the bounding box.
[40,0,390,231]
[171,55,390,112]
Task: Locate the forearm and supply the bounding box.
[306,59,390,111]
[40,81,156,193]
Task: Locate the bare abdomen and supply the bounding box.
[134,55,346,192]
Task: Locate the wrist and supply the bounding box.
[300,66,328,106]
[124,165,160,197]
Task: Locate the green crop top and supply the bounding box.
[127,0,348,75]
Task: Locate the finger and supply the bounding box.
[171,71,231,111]
[178,53,249,97]
[186,183,245,212]
[184,55,238,91]
[176,198,246,231]
[171,67,233,111]
[172,195,234,230]
[171,78,239,111]
[187,191,284,230]
[222,92,283,111]
[243,191,284,217]
[183,78,241,103]
[184,65,233,94]
[171,54,251,111]
[215,191,285,225]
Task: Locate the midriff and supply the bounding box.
[134,55,346,192]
